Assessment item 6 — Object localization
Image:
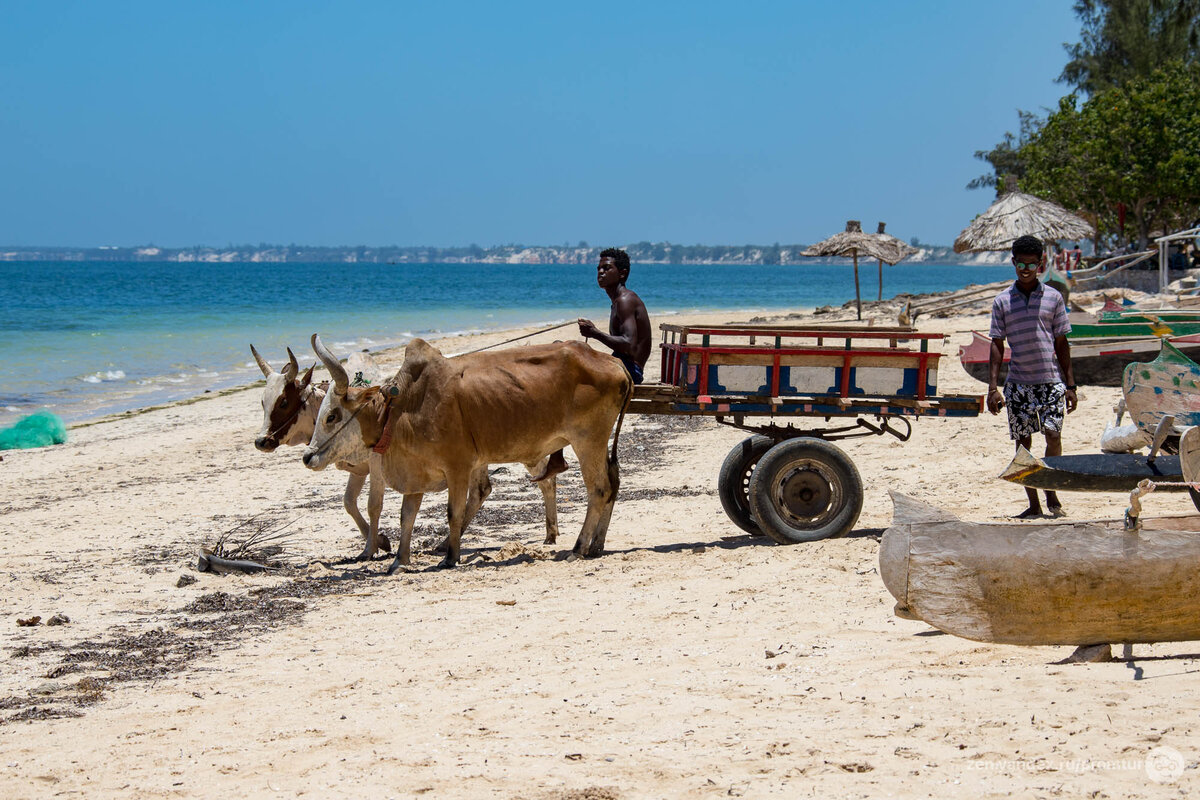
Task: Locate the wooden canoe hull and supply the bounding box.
[1122,340,1200,436]
[959,331,1200,387]
[881,492,1200,645]
[999,446,1185,492]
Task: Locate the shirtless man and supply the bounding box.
[578,247,651,383]
[533,248,650,481]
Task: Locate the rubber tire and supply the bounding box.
[717,435,775,535]
[747,438,863,543]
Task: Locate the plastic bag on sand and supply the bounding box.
[0,411,68,450]
[1100,422,1148,454]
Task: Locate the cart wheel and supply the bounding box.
[747,438,863,543]
[717,435,775,535]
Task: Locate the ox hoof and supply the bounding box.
[435,555,458,570]
[554,551,580,563]
[378,535,392,554]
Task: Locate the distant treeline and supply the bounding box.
[0,239,973,265]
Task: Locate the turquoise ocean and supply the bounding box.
[0,260,1012,427]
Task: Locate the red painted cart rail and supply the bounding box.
[640,323,978,416]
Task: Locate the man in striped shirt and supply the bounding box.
[987,235,1077,519]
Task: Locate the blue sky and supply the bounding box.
[1,1,1081,248]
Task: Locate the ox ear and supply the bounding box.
[299,364,315,390]
[250,344,273,377]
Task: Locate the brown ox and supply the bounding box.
[252,344,562,561]
[302,335,631,572]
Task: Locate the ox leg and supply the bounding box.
[587,456,621,556]
[387,493,424,575]
[525,459,559,545]
[359,459,386,561]
[344,472,390,554]
[439,477,470,569]
[540,475,559,545]
[570,441,617,558]
[463,468,492,528]
[435,468,492,553]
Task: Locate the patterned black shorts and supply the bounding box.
[1004,382,1066,440]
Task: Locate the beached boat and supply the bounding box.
[1068,319,1200,338]
[958,330,1200,386]
[998,445,1186,493]
[1098,309,1200,324]
[879,492,1200,645]
[1123,340,1200,437]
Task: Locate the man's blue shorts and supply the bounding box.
[617,353,644,384]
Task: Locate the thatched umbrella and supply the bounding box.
[872,222,919,301]
[953,190,1094,254]
[803,220,903,320]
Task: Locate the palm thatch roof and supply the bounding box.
[873,222,920,264]
[803,220,907,264]
[953,191,1094,253]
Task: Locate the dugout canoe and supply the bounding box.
[1069,319,1200,338]
[958,331,1200,387]
[1123,339,1200,437]
[998,445,1186,493]
[880,492,1200,645]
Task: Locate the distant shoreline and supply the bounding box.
[0,244,1006,266]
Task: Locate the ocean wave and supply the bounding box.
[78,369,126,384]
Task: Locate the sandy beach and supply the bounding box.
[2,297,1197,799]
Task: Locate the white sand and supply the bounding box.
[1,301,1197,798]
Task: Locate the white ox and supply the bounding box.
[251,344,378,552]
[302,335,631,573]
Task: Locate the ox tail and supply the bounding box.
[609,375,635,466]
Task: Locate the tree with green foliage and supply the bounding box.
[970,0,1199,194]
[967,110,1043,193]
[1021,61,1200,248]
[1059,0,1199,95]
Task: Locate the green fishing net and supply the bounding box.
[0,411,68,450]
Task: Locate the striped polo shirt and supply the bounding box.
[989,282,1071,384]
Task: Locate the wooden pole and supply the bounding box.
[877,257,884,301]
[853,251,862,320]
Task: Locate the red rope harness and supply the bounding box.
[372,401,394,454]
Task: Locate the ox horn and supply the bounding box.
[283,347,300,381]
[311,334,349,393]
[250,344,273,377]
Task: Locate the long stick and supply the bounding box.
[451,320,578,357]
[853,252,862,320]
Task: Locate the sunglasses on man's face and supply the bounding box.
[1012,258,1041,270]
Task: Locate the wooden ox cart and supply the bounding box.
[626,324,982,543]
